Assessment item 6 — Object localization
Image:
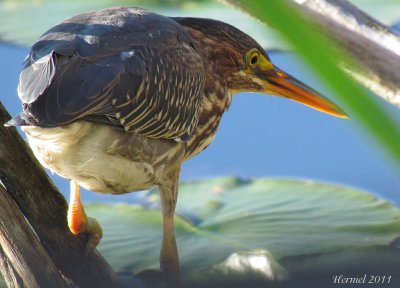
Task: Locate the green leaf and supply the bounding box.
[0,0,285,49]
[352,0,400,24]
[88,177,400,285]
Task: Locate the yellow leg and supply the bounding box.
[160,213,179,287]
[67,180,103,252]
[159,173,180,287]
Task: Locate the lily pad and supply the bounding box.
[89,177,400,286]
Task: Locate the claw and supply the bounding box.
[84,217,103,253]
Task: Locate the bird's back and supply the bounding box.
[10,7,205,141]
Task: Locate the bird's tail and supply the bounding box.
[4,111,36,127]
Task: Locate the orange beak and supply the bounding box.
[260,67,348,118]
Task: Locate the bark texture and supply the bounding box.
[0,102,124,288]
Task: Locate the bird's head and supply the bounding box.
[176,17,347,118]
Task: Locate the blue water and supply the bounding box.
[1,42,400,205]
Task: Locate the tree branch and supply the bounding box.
[0,102,124,288]
[0,184,69,288]
[290,0,400,106]
[0,244,24,288]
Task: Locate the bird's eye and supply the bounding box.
[246,49,261,67]
[250,54,258,65]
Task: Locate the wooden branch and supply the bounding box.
[0,184,69,288]
[0,244,24,288]
[0,102,124,288]
[290,0,400,106]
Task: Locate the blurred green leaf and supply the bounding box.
[351,0,400,24]
[0,0,285,49]
[89,177,400,283]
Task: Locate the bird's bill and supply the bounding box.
[261,67,348,118]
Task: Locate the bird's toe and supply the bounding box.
[84,217,103,253]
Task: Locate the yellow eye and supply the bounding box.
[246,49,261,67]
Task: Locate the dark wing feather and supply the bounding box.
[24,51,140,122]
[18,39,75,104]
[11,7,205,141]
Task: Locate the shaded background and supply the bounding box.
[0,0,400,205]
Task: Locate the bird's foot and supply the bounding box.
[69,207,103,253]
[83,217,103,253]
[68,180,103,253]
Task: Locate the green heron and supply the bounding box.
[6,6,346,286]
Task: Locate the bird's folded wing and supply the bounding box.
[17,43,204,141]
